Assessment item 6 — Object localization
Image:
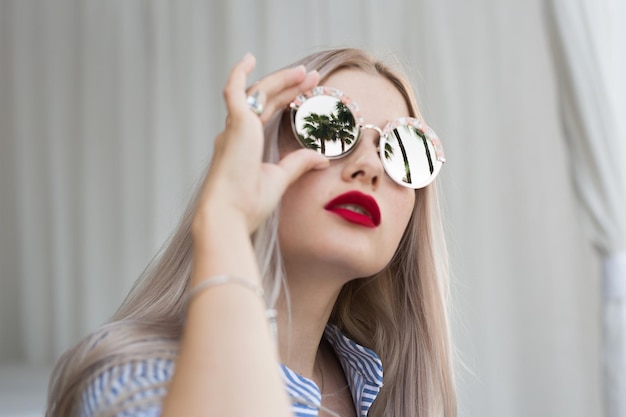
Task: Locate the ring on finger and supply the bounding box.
[246,90,265,117]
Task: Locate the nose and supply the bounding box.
[341,126,384,190]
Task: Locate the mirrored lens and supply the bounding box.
[381,124,443,189]
[292,96,359,158]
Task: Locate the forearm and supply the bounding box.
[161,212,291,417]
[158,53,320,417]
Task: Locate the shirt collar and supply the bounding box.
[323,324,383,389]
[280,324,384,417]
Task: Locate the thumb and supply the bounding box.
[278,149,329,186]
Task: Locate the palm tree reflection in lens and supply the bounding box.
[300,101,356,156]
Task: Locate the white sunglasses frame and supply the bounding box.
[289,86,446,189]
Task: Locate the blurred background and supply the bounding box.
[3,0,625,416]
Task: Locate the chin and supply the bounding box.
[283,238,391,280]
[278,214,398,279]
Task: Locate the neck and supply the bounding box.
[275,264,348,382]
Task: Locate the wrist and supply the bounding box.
[190,204,261,288]
[192,203,248,246]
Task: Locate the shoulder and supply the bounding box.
[78,356,175,417]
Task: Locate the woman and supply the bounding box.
[47,48,456,417]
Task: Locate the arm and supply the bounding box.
[159,54,326,417]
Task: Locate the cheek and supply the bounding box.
[403,192,416,225]
[392,187,415,219]
[387,191,416,243]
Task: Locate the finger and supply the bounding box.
[246,64,307,98]
[277,148,329,187]
[259,70,320,123]
[245,65,312,121]
[223,53,257,117]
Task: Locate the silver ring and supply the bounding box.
[246,91,264,116]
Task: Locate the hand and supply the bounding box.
[193,53,329,239]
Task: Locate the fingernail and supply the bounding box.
[243,52,254,62]
[306,70,319,79]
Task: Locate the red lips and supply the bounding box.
[324,191,381,228]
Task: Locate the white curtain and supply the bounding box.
[546,0,626,416]
[0,1,601,416]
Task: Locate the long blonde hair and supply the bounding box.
[47,48,456,417]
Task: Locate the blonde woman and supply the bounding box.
[47,48,456,417]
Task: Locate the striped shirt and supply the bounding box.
[79,324,383,417]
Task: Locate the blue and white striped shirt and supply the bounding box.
[79,324,383,417]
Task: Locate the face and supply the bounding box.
[277,69,416,282]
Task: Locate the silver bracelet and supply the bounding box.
[187,275,278,341]
[187,274,265,302]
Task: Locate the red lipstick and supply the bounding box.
[324,191,381,228]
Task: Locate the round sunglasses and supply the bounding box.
[289,86,445,189]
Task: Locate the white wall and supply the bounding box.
[0,1,602,416]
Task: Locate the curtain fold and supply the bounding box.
[546,0,626,415]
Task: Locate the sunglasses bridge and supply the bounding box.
[360,124,384,137]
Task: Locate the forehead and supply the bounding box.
[322,69,410,126]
